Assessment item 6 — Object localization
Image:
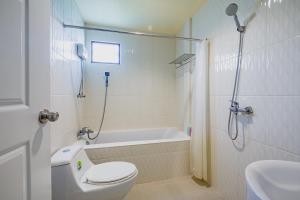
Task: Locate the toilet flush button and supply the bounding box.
[63,149,71,153]
[77,160,82,170]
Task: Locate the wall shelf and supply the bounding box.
[169,54,195,69]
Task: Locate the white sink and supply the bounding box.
[245,160,300,200]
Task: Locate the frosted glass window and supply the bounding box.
[91,41,120,64]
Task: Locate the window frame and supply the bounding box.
[91,41,121,64]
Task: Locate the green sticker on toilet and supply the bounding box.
[77,160,82,170]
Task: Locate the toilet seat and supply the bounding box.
[85,161,137,185]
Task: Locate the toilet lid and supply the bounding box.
[86,162,137,184]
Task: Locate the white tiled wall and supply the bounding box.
[187,0,300,199]
[81,30,178,131]
[50,0,84,153]
[175,20,192,131]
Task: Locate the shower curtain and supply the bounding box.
[191,40,209,182]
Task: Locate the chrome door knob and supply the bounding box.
[39,109,59,124]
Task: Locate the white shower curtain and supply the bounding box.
[191,40,209,181]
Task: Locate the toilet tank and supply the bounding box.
[51,145,93,200]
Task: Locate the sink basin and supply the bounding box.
[245,160,300,200]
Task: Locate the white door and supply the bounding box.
[0,0,52,200]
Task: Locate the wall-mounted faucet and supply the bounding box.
[77,127,94,145]
[229,101,253,115]
[78,127,94,138]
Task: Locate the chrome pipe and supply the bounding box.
[63,24,203,42]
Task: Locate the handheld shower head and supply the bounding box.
[225,3,245,33]
[225,3,238,16]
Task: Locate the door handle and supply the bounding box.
[39,109,59,124]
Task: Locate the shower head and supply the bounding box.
[225,3,238,16]
[225,3,245,33]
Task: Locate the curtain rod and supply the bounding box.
[63,24,203,42]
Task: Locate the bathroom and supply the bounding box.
[1,0,300,199]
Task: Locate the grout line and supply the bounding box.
[212,128,300,159]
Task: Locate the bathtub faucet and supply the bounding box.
[78,127,94,138]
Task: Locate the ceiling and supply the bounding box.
[75,0,207,35]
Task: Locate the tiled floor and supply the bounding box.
[124,176,223,200]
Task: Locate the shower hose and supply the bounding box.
[88,84,108,140]
[228,32,244,140]
[77,59,85,98]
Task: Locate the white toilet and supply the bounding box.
[51,145,138,200]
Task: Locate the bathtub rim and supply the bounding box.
[89,127,179,135]
[83,135,190,150]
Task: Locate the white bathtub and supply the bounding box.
[84,127,189,148]
[81,128,191,183]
